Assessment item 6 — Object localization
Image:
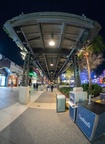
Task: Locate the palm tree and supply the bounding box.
[78,35,105,91]
[65,66,74,84]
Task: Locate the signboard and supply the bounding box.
[76,105,96,139]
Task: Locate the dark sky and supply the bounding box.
[0,0,105,75]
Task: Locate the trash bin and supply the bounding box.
[56,95,66,112]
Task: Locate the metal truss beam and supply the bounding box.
[22,53,31,86]
[73,54,81,87]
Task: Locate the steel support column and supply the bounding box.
[22,53,31,86]
[73,54,81,87]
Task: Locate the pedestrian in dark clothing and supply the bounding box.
[51,85,54,92]
[33,83,36,89]
[10,80,13,91]
[36,83,38,91]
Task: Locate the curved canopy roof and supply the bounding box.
[4,12,101,81]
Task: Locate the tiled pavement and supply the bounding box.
[0,87,105,144]
[0,87,44,131]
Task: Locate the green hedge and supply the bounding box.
[81,83,102,97]
[59,87,73,98]
[59,83,102,98]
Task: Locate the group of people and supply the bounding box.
[10,79,54,93]
[46,84,54,92]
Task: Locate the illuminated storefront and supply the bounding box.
[0,74,6,86]
[8,74,18,87]
[0,54,23,87]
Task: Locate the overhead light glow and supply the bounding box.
[50,63,54,66]
[49,40,55,46]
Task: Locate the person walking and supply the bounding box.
[51,85,54,92]
[10,80,13,91]
[36,83,38,91]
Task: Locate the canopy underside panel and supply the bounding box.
[4,12,101,80]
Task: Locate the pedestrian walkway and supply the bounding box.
[0,87,43,131]
[0,87,105,144]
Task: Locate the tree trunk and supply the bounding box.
[85,55,92,91]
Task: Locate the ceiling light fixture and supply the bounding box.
[49,34,55,46]
[49,41,55,46]
[50,63,54,66]
[50,58,54,66]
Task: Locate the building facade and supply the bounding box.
[0,54,23,87]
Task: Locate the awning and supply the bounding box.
[0,69,7,75]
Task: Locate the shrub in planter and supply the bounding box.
[90,84,102,96]
[59,87,73,98]
[81,83,89,91]
[81,83,102,97]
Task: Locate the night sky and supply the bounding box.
[0,0,105,75]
